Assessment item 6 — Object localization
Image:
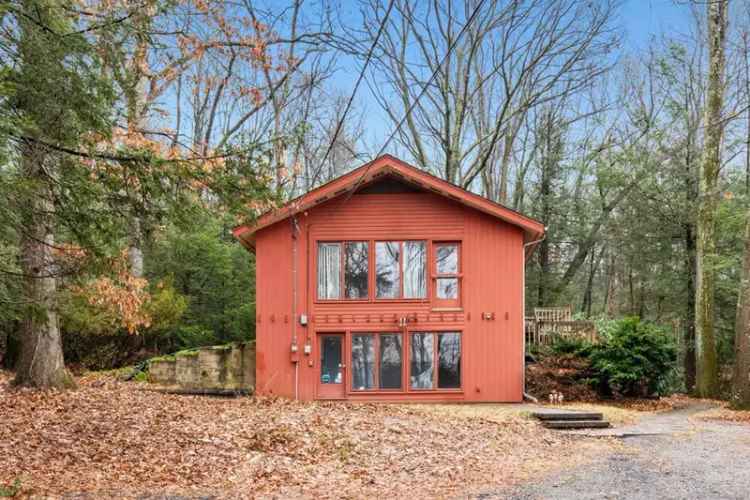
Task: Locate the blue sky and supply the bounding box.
[622,0,693,49]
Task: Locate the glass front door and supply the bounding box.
[318,334,345,399]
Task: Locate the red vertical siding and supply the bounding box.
[254,190,526,402]
[254,221,296,398]
[464,211,524,401]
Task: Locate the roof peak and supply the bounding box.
[233,154,544,250]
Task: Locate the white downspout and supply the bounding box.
[523,232,546,403]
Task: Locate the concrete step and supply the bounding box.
[532,411,604,421]
[541,419,611,429]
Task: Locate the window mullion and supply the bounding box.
[407,332,411,391]
[399,242,404,298]
[369,240,374,302]
[375,334,380,390]
[433,333,438,389]
[340,242,346,299]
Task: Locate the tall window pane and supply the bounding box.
[376,242,400,298]
[438,333,461,388]
[410,333,434,389]
[403,241,427,298]
[345,242,368,299]
[379,334,402,389]
[436,244,458,274]
[352,334,375,390]
[317,243,341,299]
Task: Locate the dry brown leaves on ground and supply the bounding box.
[0,370,615,499]
[694,403,750,424]
[525,354,599,402]
[612,394,697,412]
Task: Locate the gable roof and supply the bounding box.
[233,154,545,256]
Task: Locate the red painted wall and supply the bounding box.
[254,190,525,402]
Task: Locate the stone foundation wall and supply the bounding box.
[149,357,176,385]
[148,341,255,392]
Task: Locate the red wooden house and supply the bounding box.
[233,155,544,402]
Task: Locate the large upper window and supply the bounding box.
[351,333,403,390]
[410,332,461,389]
[317,241,368,300]
[376,241,426,299]
[316,239,431,301]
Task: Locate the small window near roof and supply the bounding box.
[434,243,460,306]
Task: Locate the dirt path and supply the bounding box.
[479,404,750,500]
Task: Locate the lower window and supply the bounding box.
[351,333,403,390]
[410,332,461,389]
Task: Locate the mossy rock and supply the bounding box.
[207,344,232,351]
[175,349,199,358]
[149,354,176,363]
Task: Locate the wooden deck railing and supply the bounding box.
[525,316,598,346]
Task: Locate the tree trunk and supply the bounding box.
[732,209,750,409]
[695,0,727,398]
[535,108,559,307]
[13,145,73,389]
[682,76,699,393]
[128,217,144,278]
[684,221,697,393]
[628,266,635,315]
[536,160,552,307]
[742,30,750,195]
[581,244,601,318]
[498,124,518,203]
[537,235,550,307]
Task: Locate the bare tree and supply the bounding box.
[360,0,619,201]
[181,0,363,200]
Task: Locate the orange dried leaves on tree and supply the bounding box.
[73,250,151,334]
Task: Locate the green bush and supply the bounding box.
[0,477,21,497]
[145,218,255,346]
[593,316,623,341]
[170,325,218,351]
[549,335,595,357]
[586,317,677,397]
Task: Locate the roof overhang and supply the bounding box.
[233,154,545,258]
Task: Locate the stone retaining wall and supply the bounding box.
[148,341,255,392]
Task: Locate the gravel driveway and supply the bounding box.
[481,404,750,500]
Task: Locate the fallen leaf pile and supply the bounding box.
[694,403,750,424]
[613,394,698,412]
[0,370,613,498]
[525,354,599,402]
